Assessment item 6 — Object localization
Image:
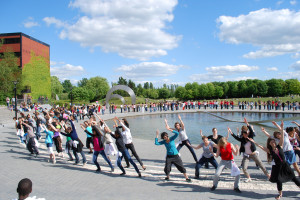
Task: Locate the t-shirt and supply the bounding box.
[178,128,188,142]
[274,131,293,152]
[244,141,252,155]
[200,141,215,158]
[86,126,92,138]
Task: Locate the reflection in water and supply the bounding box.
[105,112,300,145]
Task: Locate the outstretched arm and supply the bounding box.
[231,144,239,156]
[292,121,300,127]
[260,127,271,138]
[200,129,204,137]
[248,137,270,153]
[155,129,164,145]
[279,121,284,148]
[165,119,173,132]
[272,121,282,131]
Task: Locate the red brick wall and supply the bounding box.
[0,35,21,66]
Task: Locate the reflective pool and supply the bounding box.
[105,112,300,145]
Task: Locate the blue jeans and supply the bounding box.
[93,150,113,170]
[117,149,140,174]
[73,149,86,164]
[195,156,218,177]
[36,126,41,139]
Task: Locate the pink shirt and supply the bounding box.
[93,137,104,151]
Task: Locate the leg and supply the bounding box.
[73,148,79,163]
[208,157,218,169]
[127,143,144,168]
[185,140,197,162]
[80,151,87,164]
[251,154,270,178]
[176,142,184,152]
[212,160,226,188]
[292,162,300,176]
[164,156,173,178]
[100,150,114,169]
[195,157,206,178]
[242,156,251,179]
[124,149,140,175]
[124,144,130,167]
[93,151,101,170]
[117,155,125,174]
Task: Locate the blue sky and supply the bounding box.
[2,0,300,87]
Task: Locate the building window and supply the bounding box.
[2,38,21,44]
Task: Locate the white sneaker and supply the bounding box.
[244,178,252,183]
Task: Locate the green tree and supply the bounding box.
[285,79,300,94]
[51,76,63,98]
[206,83,215,98]
[175,86,186,100]
[85,76,110,101]
[150,82,154,89]
[191,82,199,99]
[62,80,73,93]
[144,82,149,89]
[158,87,170,100]
[117,77,128,85]
[198,84,209,99]
[227,81,239,98]
[266,79,283,96]
[77,78,88,87]
[238,80,248,97]
[71,87,90,100]
[214,86,224,98]
[148,89,159,99]
[256,80,268,97]
[184,89,194,100]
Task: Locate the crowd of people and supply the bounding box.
[11,104,300,199]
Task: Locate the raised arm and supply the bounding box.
[279,121,284,147]
[272,121,282,131]
[155,129,164,145]
[292,121,300,127]
[228,127,241,141]
[165,119,173,132]
[226,127,230,140]
[48,123,59,132]
[260,127,271,138]
[231,143,239,156]
[200,129,204,137]
[178,114,184,130]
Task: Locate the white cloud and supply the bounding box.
[278,71,300,79]
[23,17,39,28]
[50,63,86,79]
[43,17,65,28]
[45,0,180,60]
[267,67,278,71]
[206,65,259,75]
[290,0,297,5]
[217,8,300,58]
[290,60,300,70]
[115,62,184,79]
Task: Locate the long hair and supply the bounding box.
[122,118,129,128]
[218,137,227,147]
[266,137,274,163]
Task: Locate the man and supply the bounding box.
[13,178,45,200]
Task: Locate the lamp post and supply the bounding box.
[12,81,18,119]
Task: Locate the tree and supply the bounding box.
[285,79,300,94]
[206,83,215,98]
[51,76,63,98]
[256,80,268,97]
[266,79,283,96]
[148,89,159,99]
[220,82,229,98]
[214,86,224,98]
[198,84,209,99]
[150,82,154,89]
[227,81,239,98]
[117,77,127,85]
[144,82,149,89]
[238,80,248,97]
[71,87,90,100]
[85,76,110,101]
[158,87,170,100]
[77,78,88,87]
[62,80,73,93]
[175,86,186,100]
[191,82,199,99]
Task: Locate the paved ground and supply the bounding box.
[1,106,300,200]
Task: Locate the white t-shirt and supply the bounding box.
[178,128,188,142]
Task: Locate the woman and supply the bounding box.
[108,126,141,177]
[229,118,270,182]
[249,121,300,199]
[114,117,146,170]
[188,135,218,179]
[83,122,114,172]
[211,137,241,193]
[49,121,64,158]
[154,119,191,182]
[166,114,197,162]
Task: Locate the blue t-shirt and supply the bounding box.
[86,126,92,138]
[155,130,179,156]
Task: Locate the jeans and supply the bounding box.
[177,139,198,162]
[36,126,41,139]
[124,143,143,167]
[93,150,113,170]
[213,160,240,189]
[117,149,140,174]
[73,149,86,164]
[195,156,218,177]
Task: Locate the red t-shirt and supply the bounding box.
[220,142,233,160]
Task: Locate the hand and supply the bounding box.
[178,114,181,120]
[200,130,203,136]
[228,127,233,135]
[234,144,239,150]
[247,137,254,143]
[261,127,265,132]
[244,117,249,125]
[156,129,159,138]
[280,120,284,129]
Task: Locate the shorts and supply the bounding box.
[47,143,54,154]
[86,137,93,148]
[284,150,296,165]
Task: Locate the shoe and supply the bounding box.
[194,176,199,179]
[210,186,216,191]
[53,159,56,164]
[96,168,101,172]
[88,151,93,154]
[34,154,38,158]
[234,187,242,193]
[275,194,282,199]
[111,168,114,172]
[83,161,87,167]
[186,178,192,183]
[73,162,79,165]
[164,177,170,181]
[142,165,146,170]
[138,173,142,177]
[67,159,74,162]
[120,172,126,176]
[244,178,252,183]
[125,165,130,168]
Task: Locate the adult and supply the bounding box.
[189,136,218,179]
[211,137,241,193]
[6,96,10,109]
[154,119,191,182]
[166,114,197,162]
[229,118,270,182]
[249,121,300,199]
[108,126,141,177]
[22,121,39,157]
[81,121,93,154]
[114,117,146,170]
[13,178,45,200]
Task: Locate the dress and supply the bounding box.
[269,145,296,183]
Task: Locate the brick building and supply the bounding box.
[0,32,51,100]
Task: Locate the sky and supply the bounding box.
[2,0,300,87]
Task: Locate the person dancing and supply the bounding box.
[249,121,300,199]
[211,137,241,193]
[155,119,191,182]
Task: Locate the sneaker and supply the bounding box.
[234,187,242,193]
[194,176,199,179]
[244,178,252,183]
[210,186,216,191]
[164,177,170,181]
[186,178,192,183]
[125,165,130,168]
[73,162,79,165]
[53,159,56,164]
[142,165,146,170]
[111,168,114,172]
[83,161,87,167]
[96,168,101,172]
[138,173,142,177]
[88,151,93,154]
[120,172,126,176]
